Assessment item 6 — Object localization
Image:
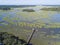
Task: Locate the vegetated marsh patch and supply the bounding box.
[22,9,35,12]
[40,7,60,11]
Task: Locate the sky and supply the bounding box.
[0,0,60,5]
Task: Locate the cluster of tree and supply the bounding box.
[22,9,35,12]
[0,32,27,45]
[0,8,11,10]
[0,5,36,8]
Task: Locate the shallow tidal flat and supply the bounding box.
[0,6,60,45]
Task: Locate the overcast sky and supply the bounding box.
[0,0,60,5]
